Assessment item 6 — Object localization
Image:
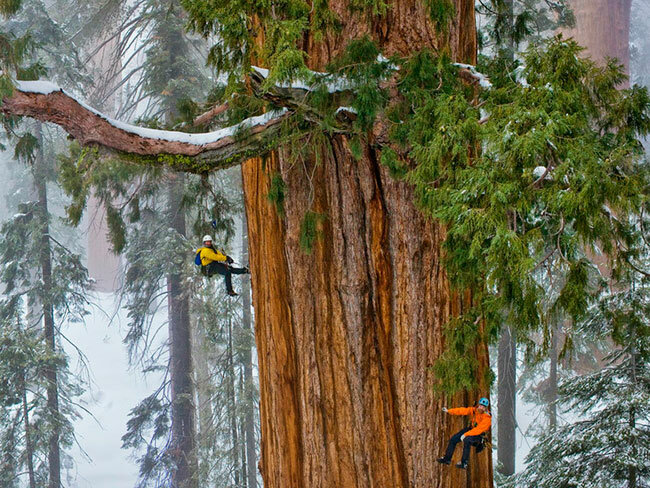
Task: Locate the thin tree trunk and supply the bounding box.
[227,316,241,487]
[167,174,198,488]
[20,372,36,488]
[241,215,258,488]
[496,5,517,476]
[239,369,248,488]
[497,326,516,476]
[548,326,558,430]
[34,123,61,488]
[628,328,637,488]
[243,2,490,486]
[191,312,214,482]
[628,404,636,488]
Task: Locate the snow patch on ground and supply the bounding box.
[64,293,165,488]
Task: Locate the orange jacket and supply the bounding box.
[198,246,227,266]
[447,407,492,437]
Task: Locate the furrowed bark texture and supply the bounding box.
[243,3,492,487]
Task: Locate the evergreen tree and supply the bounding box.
[2,0,650,485]
[0,2,92,484]
[516,274,650,488]
[189,176,260,487]
[0,191,90,488]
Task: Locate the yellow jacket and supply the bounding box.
[447,407,492,437]
[197,246,227,266]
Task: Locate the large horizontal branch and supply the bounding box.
[1,81,291,172]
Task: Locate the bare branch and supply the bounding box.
[193,102,230,127]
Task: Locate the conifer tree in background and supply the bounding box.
[0,2,92,486]
[476,0,574,478]
[240,215,258,488]
[2,0,650,486]
[0,140,91,487]
[189,169,260,487]
[516,267,650,487]
[53,1,258,486]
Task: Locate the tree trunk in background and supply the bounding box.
[20,372,36,488]
[548,326,558,430]
[34,124,61,488]
[496,1,517,477]
[240,216,258,488]
[563,0,632,78]
[497,326,516,476]
[192,313,215,468]
[167,174,198,488]
[226,316,241,487]
[239,371,248,487]
[243,3,491,486]
[85,14,123,292]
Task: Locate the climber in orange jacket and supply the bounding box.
[436,397,491,470]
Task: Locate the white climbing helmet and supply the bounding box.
[202,234,213,243]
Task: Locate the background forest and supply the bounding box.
[0,0,648,488]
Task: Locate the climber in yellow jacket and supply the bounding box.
[197,235,249,296]
[436,397,491,470]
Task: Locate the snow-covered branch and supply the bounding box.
[1,81,290,171]
[453,63,493,89]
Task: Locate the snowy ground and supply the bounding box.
[63,294,164,488]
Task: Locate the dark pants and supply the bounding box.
[206,262,247,293]
[442,427,483,464]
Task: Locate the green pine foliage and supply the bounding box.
[516,281,650,488]
[299,210,326,254]
[267,171,287,217]
[393,37,650,391]
[476,0,574,53]
[424,0,455,33]
[0,201,90,487]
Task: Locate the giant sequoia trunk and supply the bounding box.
[242,2,492,486]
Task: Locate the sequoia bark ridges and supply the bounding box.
[243,1,490,486]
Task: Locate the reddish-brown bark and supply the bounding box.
[243,2,492,487]
[0,0,492,485]
[1,88,288,168]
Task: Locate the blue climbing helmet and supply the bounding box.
[478,397,489,407]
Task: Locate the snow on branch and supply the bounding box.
[251,60,491,98]
[453,63,493,89]
[251,66,355,93]
[2,80,290,171]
